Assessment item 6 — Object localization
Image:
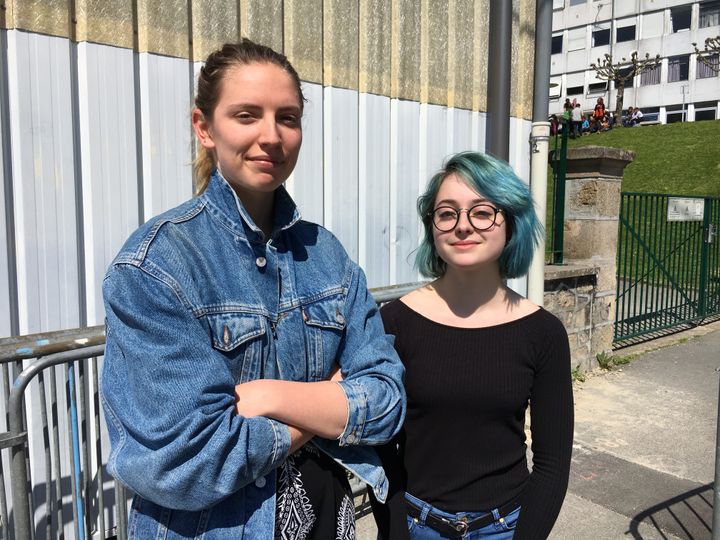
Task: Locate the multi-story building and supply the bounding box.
[550,0,720,123]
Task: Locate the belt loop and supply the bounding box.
[492,508,501,522]
[419,502,431,525]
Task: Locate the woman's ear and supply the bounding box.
[192,108,215,150]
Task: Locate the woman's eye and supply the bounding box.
[280,115,300,127]
[235,112,255,121]
[437,210,457,220]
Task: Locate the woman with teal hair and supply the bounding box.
[373,151,574,539]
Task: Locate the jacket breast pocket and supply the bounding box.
[301,294,346,381]
[205,312,266,383]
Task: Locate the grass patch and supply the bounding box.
[546,120,720,260]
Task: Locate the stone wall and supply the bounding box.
[545,146,635,372]
[544,264,600,372]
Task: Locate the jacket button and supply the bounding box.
[255,476,266,488]
[345,433,355,444]
[255,256,267,268]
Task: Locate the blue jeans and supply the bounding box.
[405,493,520,539]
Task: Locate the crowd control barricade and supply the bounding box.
[0,282,422,539]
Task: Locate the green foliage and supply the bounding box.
[596,351,614,370]
[595,351,636,370]
[571,365,586,382]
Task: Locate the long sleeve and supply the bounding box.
[514,317,574,539]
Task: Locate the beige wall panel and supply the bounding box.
[359,0,391,96]
[136,0,189,58]
[12,0,71,38]
[190,0,240,62]
[324,0,358,89]
[473,0,489,112]
[421,0,448,105]
[284,0,322,84]
[511,0,535,120]
[448,0,474,110]
[391,0,421,101]
[75,0,133,49]
[240,0,282,53]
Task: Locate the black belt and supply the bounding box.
[405,497,519,538]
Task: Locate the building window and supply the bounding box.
[697,54,720,78]
[569,0,586,6]
[616,25,636,42]
[592,28,610,47]
[695,101,718,121]
[640,63,661,85]
[666,105,686,123]
[670,6,692,32]
[668,55,690,82]
[552,35,563,55]
[566,84,584,95]
[617,66,634,89]
[588,81,608,93]
[699,1,720,28]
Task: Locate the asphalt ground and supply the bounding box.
[357,321,720,539]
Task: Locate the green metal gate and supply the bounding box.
[614,193,720,344]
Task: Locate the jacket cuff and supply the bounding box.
[266,418,292,465]
[336,380,367,446]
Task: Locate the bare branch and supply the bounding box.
[693,36,720,73]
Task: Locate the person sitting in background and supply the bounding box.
[623,107,635,127]
[631,107,643,126]
[600,112,611,132]
[581,114,590,135]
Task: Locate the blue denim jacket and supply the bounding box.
[101,171,406,539]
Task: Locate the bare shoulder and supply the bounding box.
[400,283,441,312]
[505,288,541,318]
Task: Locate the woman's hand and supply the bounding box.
[234,379,274,418]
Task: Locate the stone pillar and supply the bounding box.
[563,146,635,361]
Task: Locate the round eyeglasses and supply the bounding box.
[430,204,504,232]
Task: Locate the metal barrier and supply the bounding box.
[614,193,720,344]
[0,281,422,539]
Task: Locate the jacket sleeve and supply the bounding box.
[334,265,407,447]
[101,263,291,511]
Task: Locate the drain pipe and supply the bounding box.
[527,0,553,306]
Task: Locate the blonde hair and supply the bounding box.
[192,39,305,195]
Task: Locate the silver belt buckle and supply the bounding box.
[449,517,469,536]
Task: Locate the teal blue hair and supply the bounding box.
[416,151,543,279]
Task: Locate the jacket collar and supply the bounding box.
[201,169,301,242]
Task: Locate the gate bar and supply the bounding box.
[9,345,106,540]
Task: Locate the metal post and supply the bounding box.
[713,367,720,540]
[486,0,512,160]
[551,127,568,264]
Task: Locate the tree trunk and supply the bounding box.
[615,81,625,123]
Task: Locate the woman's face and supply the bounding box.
[431,174,507,274]
[193,62,303,198]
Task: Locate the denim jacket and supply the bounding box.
[101,171,406,539]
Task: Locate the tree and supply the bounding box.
[590,51,661,122]
[693,36,720,73]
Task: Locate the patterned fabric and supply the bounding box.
[275,446,355,540]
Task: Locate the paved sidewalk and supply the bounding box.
[550,322,720,539]
[358,322,720,539]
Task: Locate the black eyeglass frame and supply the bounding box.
[428,204,505,232]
